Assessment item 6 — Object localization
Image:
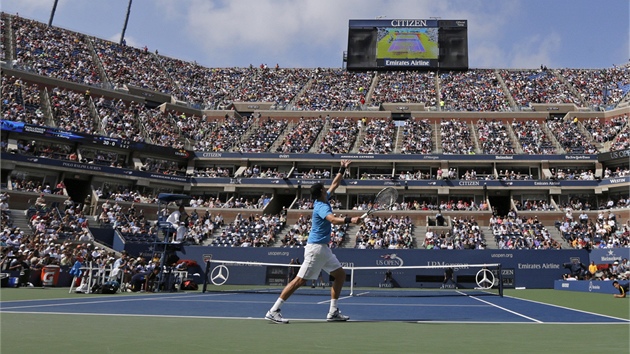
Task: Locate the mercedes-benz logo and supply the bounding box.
[475,268,496,289]
[210,265,229,285]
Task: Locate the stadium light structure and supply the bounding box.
[120,0,133,45]
[48,0,59,26]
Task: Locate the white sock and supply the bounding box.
[270,298,284,312]
[329,299,338,313]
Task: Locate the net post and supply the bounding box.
[498,263,504,297]
[350,268,355,296]
[202,260,211,293]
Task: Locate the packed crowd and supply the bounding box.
[2,75,45,125]
[293,197,342,210]
[92,38,174,93]
[603,166,630,178]
[356,118,395,154]
[490,213,561,250]
[140,109,185,149]
[549,168,596,181]
[369,70,437,107]
[556,195,629,211]
[547,117,598,154]
[187,196,225,209]
[500,69,581,107]
[78,147,126,167]
[5,14,630,115]
[354,214,414,249]
[49,87,95,135]
[274,117,324,154]
[560,67,630,107]
[609,123,629,151]
[317,117,360,154]
[211,212,285,247]
[93,185,158,204]
[193,116,253,152]
[476,119,515,154]
[191,166,232,178]
[172,113,218,146]
[440,119,475,154]
[514,199,555,211]
[241,165,287,179]
[15,139,76,161]
[158,57,244,109]
[238,117,288,153]
[293,69,373,111]
[399,118,434,154]
[396,169,435,180]
[1,15,5,61]
[223,195,270,209]
[140,157,186,176]
[12,16,101,86]
[280,214,346,248]
[440,70,511,111]
[558,210,630,249]
[422,216,486,250]
[581,114,628,144]
[511,119,556,154]
[95,98,144,141]
[233,67,313,110]
[3,72,627,159]
[106,199,223,245]
[0,191,107,287]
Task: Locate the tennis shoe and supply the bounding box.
[265,310,289,324]
[327,309,349,322]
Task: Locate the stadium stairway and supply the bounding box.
[269,121,295,152]
[546,225,571,249]
[413,224,426,248]
[494,69,518,110]
[308,120,330,153]
[8,209,32,232]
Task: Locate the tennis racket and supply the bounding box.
[360,187,398,219]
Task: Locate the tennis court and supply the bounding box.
[2,288,627,324]
[388,34,425,54]
[2,287,629,353]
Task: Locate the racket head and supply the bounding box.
[374,187,398,209]
[361,187,398,218]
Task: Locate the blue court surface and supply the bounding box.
[1,291,628,324]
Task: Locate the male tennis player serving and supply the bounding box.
[265,159,361,324]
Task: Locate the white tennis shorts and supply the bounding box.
[297,243,342,280]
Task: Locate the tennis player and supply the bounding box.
[612,280,628,298]
[265,159,361,324]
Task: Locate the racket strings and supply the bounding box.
[375,189,399,209]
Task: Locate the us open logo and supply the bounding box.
[376,254,404,267]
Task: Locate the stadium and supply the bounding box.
[1,11,629,354]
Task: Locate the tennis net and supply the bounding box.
[202,259,503,297]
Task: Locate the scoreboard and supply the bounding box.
[346,19,468,71]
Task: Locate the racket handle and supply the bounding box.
[360,212,368,219]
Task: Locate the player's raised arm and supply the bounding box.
[328,159,351,194]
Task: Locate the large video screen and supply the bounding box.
[347,19,468,71]
[376,27,439,60]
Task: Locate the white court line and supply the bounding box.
[2,310,627,325]
[0,310,290,321]
[504,294,630,323]
[0,292,233,311]
[415,320,629,325]
[317,294,356,304]
[466,294,543,323]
